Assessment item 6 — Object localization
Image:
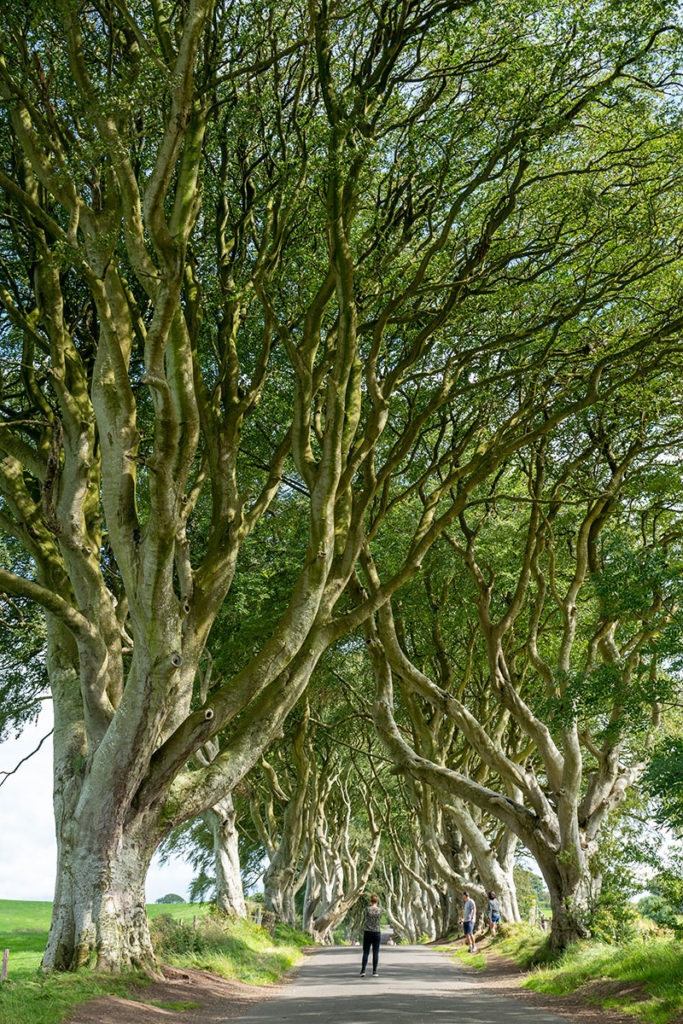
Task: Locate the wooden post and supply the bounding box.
[193,915,198,931]
[2,948,8,982]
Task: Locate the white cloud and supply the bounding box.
[0,707,195,903]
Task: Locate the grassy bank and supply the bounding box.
[494,924,683,1024]
[0,899,306,1024]
[150,914,308,984]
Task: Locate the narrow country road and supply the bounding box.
[229,945,571,1023]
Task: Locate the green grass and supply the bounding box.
[0,900,305,1024]
[0,900,54,981]
[452,947,488,969]
[493,922,555,966]
[0,899,212,981]
[150,915,307,984]
[0,968,143,1024]
[146,901,212,922]
[493,925,683,1024]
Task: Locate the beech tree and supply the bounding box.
[370,409,683,949]
[332,648,523,930]
[0,0,681,972]
[250,707,316,925]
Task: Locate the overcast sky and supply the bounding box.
[0,705,195,903]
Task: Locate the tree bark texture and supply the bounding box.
[203,794,247,919]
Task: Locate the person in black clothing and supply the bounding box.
[359,894,382,977]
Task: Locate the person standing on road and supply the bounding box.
[487,891,501,936]
[462,891,477,952]
[360,894,382,977]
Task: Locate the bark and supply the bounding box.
[263,866,301,927]
[539,854,593,950]
[441,801,521,923]
[252,711,313,926]
[203,794,247,919]
[44,805,156,973]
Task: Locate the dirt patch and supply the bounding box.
[64,965,282,1024]
[451,940,655,1024]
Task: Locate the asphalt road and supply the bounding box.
[228,944,572,1023]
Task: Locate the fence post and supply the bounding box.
[2,948,8,981]
[193,915,198,931]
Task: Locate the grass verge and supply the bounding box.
[149,915,308,984]
[493,924,683,1024]
[0,899,305,1024]
[451,947,488,970]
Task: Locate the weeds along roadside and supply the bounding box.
[459,923,683,1024]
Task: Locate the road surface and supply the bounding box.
[229,944,572,1023]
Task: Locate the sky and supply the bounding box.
[0,705,195,903]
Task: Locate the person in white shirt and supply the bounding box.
[462,891,477,952]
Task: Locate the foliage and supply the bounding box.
[155,894,186,904]
[638,862,683,939]
[3,0,683,973]
[642,738,683,835]
[584,805,664,943]
[513,867,551,919]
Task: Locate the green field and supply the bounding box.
[0,899,211,981]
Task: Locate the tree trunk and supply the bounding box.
[43,817,156,973]
[538,857,592,952]
[203,794,247,918]
[303,866,321,936]
[263,866,297,926]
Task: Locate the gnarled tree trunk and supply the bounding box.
[203,794,247,918]
[45,796,157,972]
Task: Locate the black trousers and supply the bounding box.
[362,930,381,972]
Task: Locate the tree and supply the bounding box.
[643,737,683,835]
[370,411,683,948]
[0,0,681,972]
[250,707,316,926]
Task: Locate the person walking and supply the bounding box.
[487,891,501,936]
[359,894,382,977]
[462,891,477,952]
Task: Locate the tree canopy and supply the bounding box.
[1,0,683,968]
